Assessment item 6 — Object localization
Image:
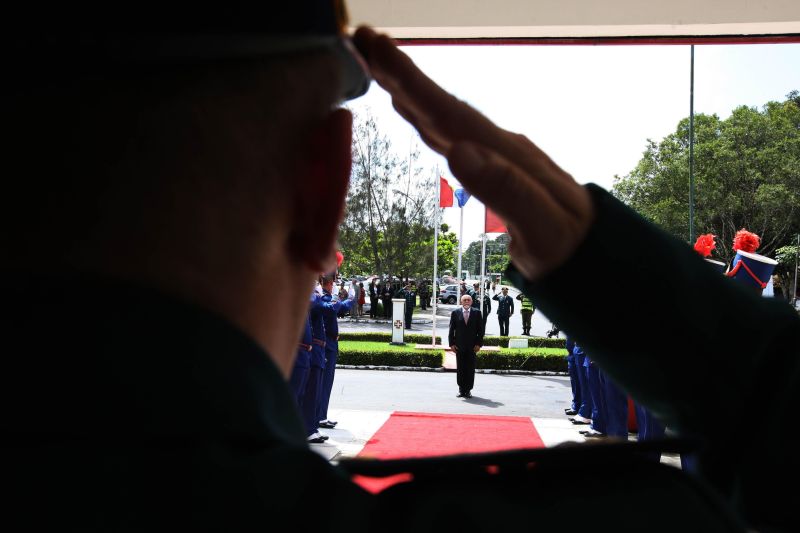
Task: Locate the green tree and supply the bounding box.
[613,92,800,263]
[461,233,510,278]
[339,109,436,280]
[775,242,800,301]
[430,223,457,276]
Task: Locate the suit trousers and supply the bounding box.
[455,347,476,393]
[520,309,533,334]
[575,353,594,419]
[317,344,338,423]
[302,366,323,436]
[601,369,629,438]
[566,354,581,412]
[288,363,309,406]
[587,361,606,434]
[498,316,510,336]
[635,403,666,463]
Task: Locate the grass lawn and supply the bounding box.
[339,341,562,356]
[338,341,442,352]
[499,347,568,356]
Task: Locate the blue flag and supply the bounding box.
[455,188,471,208]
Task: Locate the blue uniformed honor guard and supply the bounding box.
[316,274,354,430]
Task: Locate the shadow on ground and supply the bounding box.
[463,396,504,408]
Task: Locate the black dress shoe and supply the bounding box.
[465,392,473,398]
[457,392,465,398]
[583,430,606,438]
[564,409,578,416]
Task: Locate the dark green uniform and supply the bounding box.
[6,185,797,531]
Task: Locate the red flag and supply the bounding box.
[439,177,454,208]
[485,207,507,233]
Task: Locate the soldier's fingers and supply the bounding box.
[448,141,592,279]
[355,27,500,152]
[354,27,585,216]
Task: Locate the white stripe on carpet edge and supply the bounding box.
[311,409,393,461]
[530,416,585,448]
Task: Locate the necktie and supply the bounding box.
[463,309,470,322]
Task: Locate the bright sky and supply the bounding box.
[348,42,800,248]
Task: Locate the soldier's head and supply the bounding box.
[2,3,369,374]
[320,275,337,293]
[461,294,473,309]
[502,287,509,295]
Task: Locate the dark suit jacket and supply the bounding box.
[492,294,514,317]
[448,307,484,351]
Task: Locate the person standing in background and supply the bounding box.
[570,342,594,425]
[516,292,535,335]
[564,336,581,416]
[305,295,329,444]
[419,280,429,311]
[482,290,491,330]
[397,283,416,329]
[582,351,606,438]
[317,275,354,430]
[382,280,393,319]
[349,281,359,319]
[368,279,379,318]
[288,314,313,419]
[470,283,482,310]
[634,402,667,463]
[357,282,365,316]
[493,287,514,336]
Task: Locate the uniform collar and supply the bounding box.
[1,273,306,446]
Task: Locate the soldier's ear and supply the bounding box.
[288,108,353,272]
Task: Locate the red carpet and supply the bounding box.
[354,411,545,493]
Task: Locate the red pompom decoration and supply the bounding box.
[335,250,344,267]
[732,229,760,254]
[693,234,716,258]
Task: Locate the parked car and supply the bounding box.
[439,284,460,304]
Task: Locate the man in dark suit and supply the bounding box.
[448,294,485,398]
[492,287,515,336]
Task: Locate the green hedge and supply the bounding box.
[477,351,567,372]
[338,350,443,368]
[481,336,566,349]
[339,332,563,349]
[339,331,442,345]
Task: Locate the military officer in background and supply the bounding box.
[516,292,535,335]
[469,282,481,310]
[419,279,429,311]
[397,283,417,329]
[493,286,515,336]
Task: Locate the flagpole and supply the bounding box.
[479,233,487,321]
[432,170,440,347]
[457,205,464,280]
